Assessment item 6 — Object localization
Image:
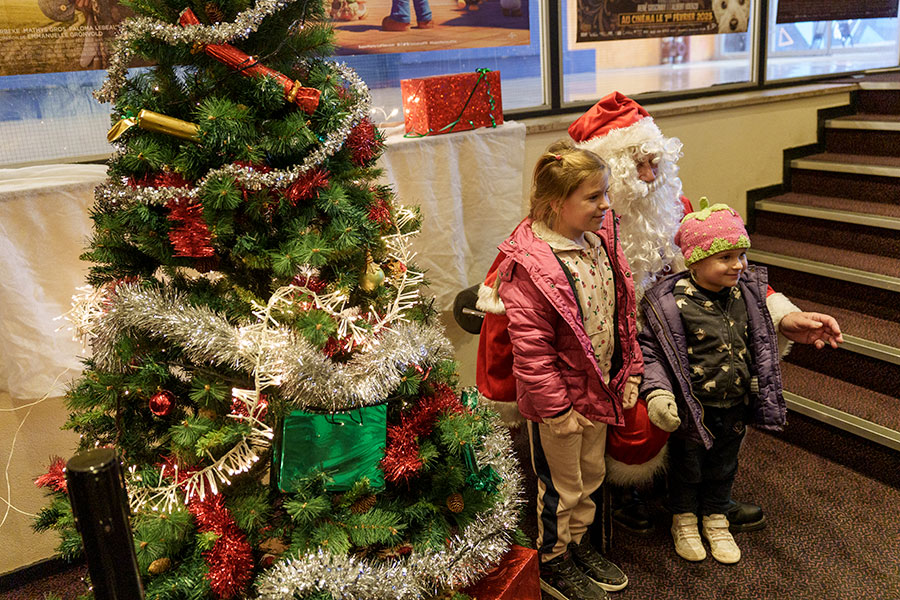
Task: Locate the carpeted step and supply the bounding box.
[857,86,900,115]
[752,212,900,259]
[780,360,900,449]
[762,264,900,326]
[787,297,900,358]
[824,114,900,156]
[785,343,900,406]
[749,234,900,281]
[790,154,900,203]
[754,192,900,220]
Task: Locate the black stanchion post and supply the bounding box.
[66,447,145,600]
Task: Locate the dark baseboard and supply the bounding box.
[0,556,83,594]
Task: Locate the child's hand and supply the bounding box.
[778,311,844,349]
[622,375,641,409]
[646,390,681,432]
[543,407,594,435]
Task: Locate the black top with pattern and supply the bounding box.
[675,277,751,408]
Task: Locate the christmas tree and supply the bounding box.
[33,1,522,598]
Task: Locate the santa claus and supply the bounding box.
[476,91,842,534]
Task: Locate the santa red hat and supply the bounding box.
[568,91,665,160]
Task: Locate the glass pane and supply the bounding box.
[0,0,545,166]
[561,1,756,104]
[767,0,900,81]
[0,70,112,166]
[337,0,545,124]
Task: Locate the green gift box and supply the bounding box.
[274,405,387,492]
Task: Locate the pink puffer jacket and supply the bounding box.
[494,216,643,425]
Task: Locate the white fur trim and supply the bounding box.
[479,395,526,427]
[767,292,800,357]
[605,445,667,487]
[575,117,665,161]
[475,281,505,315]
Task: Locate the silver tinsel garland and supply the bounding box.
[91,283,452,411]
[96,60,371,208]
[96,0,299,103]
[255,421,523,600]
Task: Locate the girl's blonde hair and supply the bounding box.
[529,140,609,227]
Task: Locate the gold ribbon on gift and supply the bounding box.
[107,109,201,143]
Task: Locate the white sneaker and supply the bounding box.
[671,513,706,561]
[702,514,741,564]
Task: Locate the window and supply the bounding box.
[766,0,900,81]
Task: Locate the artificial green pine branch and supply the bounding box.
[343,508,406,547]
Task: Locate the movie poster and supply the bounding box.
[0,0,131,76]
[575,0,749,42]
[329,0,530,55]
[776,0,898,24]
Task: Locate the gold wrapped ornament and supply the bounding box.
[108,109,200,143]
[359,252,385,292]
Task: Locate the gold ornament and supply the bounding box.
[350,494,377,514]
[107,109,200,143]
[446,492,464,513]
[148,557,172,575]
[359,253,385,292]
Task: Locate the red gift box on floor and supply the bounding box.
[401,69,503,136]
[462,545,540,600]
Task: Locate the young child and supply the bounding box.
[638,198,792,564]
[485,141,643,600]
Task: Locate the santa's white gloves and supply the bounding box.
[543,407,594,435]
[622,375,642,410]
[646,389,681,432]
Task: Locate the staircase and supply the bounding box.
[747,74,900,452]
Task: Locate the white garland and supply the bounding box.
[83,283,452,411]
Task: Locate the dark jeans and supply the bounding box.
[667,403,747,515]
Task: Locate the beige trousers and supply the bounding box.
[529,419,608,562]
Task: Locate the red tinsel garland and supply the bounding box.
[346,119,382,166]
[284,168,330,205]
[381,383,467,483]
[367,197,392,226]
[189,494,253,599]
[129,172,192,189]
[34,457,68,494]
[166,198,216,257]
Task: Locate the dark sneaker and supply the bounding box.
[540,551,609,600]
[726,500,766,533]
[569,534,628,592]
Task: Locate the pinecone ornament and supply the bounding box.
[446,492,464,513]
[148,557,172,575]
[204,2,225,22]
[350,494,377,514]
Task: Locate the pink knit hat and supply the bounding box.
[674,197,750,266]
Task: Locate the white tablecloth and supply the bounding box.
[0,165,106,399]
[377,121,526,310]
[0,123,526,399]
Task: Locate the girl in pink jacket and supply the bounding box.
[485,141,643,600]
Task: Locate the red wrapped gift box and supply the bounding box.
[401,69,503,136]
[462,545,540,600]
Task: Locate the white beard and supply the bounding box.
[606,156,686,303]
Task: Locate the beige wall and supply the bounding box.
[0,88,852,576]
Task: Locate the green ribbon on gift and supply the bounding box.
[463,443,502,493]
[404,68,499,138]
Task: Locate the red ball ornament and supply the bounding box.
[150,389,176,416]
